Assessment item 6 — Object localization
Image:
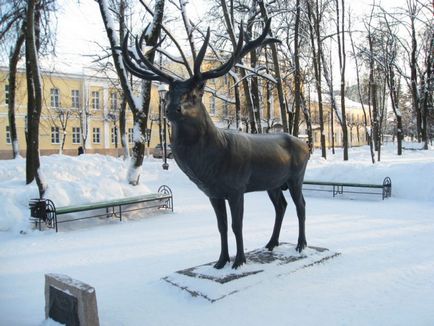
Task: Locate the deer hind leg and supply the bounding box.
[265,188,287,251]
[228,193,246,269]
[210,198,230,269]
[288,181,307,252]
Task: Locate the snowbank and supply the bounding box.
[0,143,433,233]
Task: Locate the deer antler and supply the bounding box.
[196,19,280,82]
[121,18,280,85]
[121,32,176,83]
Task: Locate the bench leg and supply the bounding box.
[333,185,343,197]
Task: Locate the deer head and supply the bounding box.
[121,19,278,125]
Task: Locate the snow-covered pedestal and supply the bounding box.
[163,243,340,302]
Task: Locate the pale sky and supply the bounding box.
[31,0,413,78]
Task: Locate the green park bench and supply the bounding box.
[29,185,173,232]
[303,177,392,200]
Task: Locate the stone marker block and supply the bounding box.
[45,273,99,326]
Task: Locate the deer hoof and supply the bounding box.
[214,254,230,269]
[232,253,246,269]
[265,239,279,251]
[296,239,307,253]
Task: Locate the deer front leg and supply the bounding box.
[210,198,230,269]
[228,193,246,269]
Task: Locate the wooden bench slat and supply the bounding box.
[303,181,383,188]
[302,177,391,200]
[56,193,171,215]
[29,185,174,232]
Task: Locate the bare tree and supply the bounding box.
[349,25,375,163]
[292,0,302,137]
[335,0,348,160]
[97,0,165,185]
[220,0,258,133]
[258,0,289,133]
[392,0,433,149]
[306,0,326,158]
[1,2,29,158]
[377,11,403,155]
[7,23,26,158]
[25,0,47,198]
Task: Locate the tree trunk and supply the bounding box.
[368,27,379,153]
[320,49,340,154]
[119,95,129,158]
[336,0,348,160]
[349,29,374,163]
[220,0,257,133]
[8,24,26,159]
[118,0,129,159]
[387,64,402,155]
[258,0,289,133]
[247,11,262,133]
[292,0,302,136]
[231,72,241,129]
[409,13,421,142]
[420,34,432,150]
[97,0,164,184]
[307,0,326,158]
[25,0,46,198]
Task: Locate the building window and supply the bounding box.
[111,127,118,144]
[210,96,216,115]
[51,127,60,144]
[93,127,100,144]
[71,90,80,108]
[128,128,134,143]
[6,126,11,144]
[91,91,100,110]
[72,127,81,144]
[50,88,60,108]
[110,92,118,111]
[5,84,9,104]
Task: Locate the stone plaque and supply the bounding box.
[48,286,80,325]
[45,274,99,326]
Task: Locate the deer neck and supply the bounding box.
[171,102,219,148]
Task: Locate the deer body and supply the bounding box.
[122,19,310,269]
[171,104,308,198]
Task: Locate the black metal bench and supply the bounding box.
[303,177,392,200]
[29,185,173,232]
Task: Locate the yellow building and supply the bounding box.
[1,64,369,160]
[0,66,163,159]
[307,95,370,149]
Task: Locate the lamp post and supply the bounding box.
[158,84,169,170]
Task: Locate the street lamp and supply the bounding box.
[158,83,169,170]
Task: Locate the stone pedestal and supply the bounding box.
[45,273,99,326]
[163,243,340,302]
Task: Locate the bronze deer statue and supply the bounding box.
[122,20,310,269]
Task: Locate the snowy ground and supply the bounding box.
[0,143,433,325]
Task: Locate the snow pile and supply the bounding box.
[0,154,154,232]
[305,143,434,201]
